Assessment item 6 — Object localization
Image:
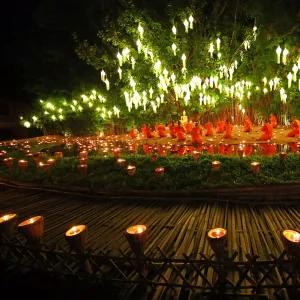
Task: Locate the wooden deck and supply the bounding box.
[1,183,299,261]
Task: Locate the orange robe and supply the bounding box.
[169,124,176,138]
[259,123,273,141]
[216,120,225,133]
[223,123,232,139]
[260,144,276,156]
[225,145,233,155]
[206,145,214,154]
[129,128,137,139]
[218,144,225,155]
[191,126,203,144]
[141,125,147,137]
[205,122,213,136]
[288,142,298,153]
[185,122,193,134]
[178,145,186,156]
[157,125,167,137]
[270,115,277,128]
[243,118,252,132]
[142,144,151,154]
[244,145,253,156]
[146,127,155,138]
[287,120,300,137]
[175,126,186,141]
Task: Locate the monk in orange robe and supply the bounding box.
[206,145,214,154]
[169,121,177,138]
[218,143,225,155]
[288,142,298,153]
[129,126,137,139]
[223,119,233,139]
[146,124,155,138]
[270,113,277,128]
[175,121,186,141]
[258,119,273,141]
[225,144,233,155]
[157,124,167,137]
[141,124,147,137]
[244,145,253,156]
[243,116,252,132]
[142,144,150,154]
[204,122,213,136]
[185,121,193,134]
[260,144,276,156]
[216,120,225,133]
[287,116,300,137]
[155,122,159,134]
[191,122,203,144]
[178,145,186,156]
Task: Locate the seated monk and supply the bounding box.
[155,122,159,133]
[218,143,225,155]
[224,144,233,155]
[169,121,177,138]
[191,122,203,144]
[244,145,253,156]
[141,124,147,137]
[243,116,252,132]
[287,116,300,137]
[258,119,273,141]
[216,120,225,133]
[185,121,193,134]
[175,121,186,141]
[270,113,277,128]
[260,143,276,156]
[223,119,233,139]
[129,126,138,139]
[157,124,167,137]
[146,124,155,138]
[204,122,213,136]
[178,145,186,156]
[288,142,298,153]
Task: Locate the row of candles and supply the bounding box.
[0,213,299,260]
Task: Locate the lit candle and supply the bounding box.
[127,165,136,176]
[250,162,260,175]
[292,64,298,82]
[77,164,88,177]
[47,158,56,167]
[18,216,42,227]
[155,167,164,177]
[126,224,147,235]
[0,214,16,223]
[283,230,300,243]
[79,150,88,158]
[65,225,86,237]
[117,158,126,167]
[212,160,221,172]
[208,228,226,239]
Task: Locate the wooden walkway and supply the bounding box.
[1,183,299,261]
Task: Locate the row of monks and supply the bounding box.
[129,114,300,143]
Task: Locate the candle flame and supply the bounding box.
[30,218,34,224]
[137,227,143,234]
[4,215,8,221]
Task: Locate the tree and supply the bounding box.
[24,0,300,133]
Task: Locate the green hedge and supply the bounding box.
[1,152,300,191]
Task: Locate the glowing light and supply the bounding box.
[117,52,122,66]
[136,39,142,54]
[287,72,293,88]
[181,54,186,68]
[216,38,221,51]
[183,19,189,32]
[105,79,110,90]
[292,64,298,82]
[208,43,214,58]
[172,43,177,56]
[131,57,135,69]
[118,68,122,79]
[276,46,282,64]
[282,48,289,65]
[138,24,144,39]
[172,26,177,35]
[188,15,194,29]
[24,121,31,128]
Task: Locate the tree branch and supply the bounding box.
[230,0,239,46]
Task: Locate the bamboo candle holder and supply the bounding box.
[0,214,18,237]
[207,228,227,258]
[18,216,44,245]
